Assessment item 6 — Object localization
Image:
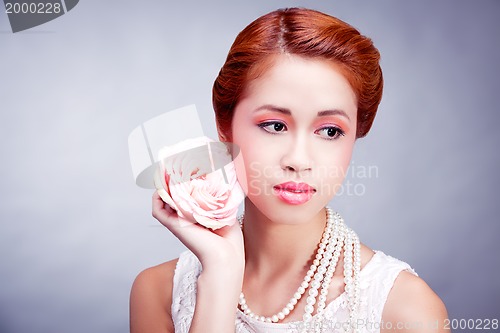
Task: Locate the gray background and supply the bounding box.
[1,1,499,332]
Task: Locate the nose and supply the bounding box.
[280,135,312,173]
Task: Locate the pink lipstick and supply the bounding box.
[273,182,316,205]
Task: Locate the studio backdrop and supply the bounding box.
[0,1,499,332]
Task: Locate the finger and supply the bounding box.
[152,192,226,253]
[152,192,176,221]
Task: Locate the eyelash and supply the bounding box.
[315,126,345,140]
[257,121,287,134]
[257,121,345,140]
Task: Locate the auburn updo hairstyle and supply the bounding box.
[212,7,383,140]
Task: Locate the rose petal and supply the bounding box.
[153,168,179,212]
[154,136,245,229]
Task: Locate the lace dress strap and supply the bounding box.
[358,251,418,332]
[171,250,202,333]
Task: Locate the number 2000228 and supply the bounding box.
[443,318,498,330]
[5,2,62,14]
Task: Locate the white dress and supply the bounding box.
[171,250,417,333]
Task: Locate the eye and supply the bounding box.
[258,121,287,134]
[315,126,345,140]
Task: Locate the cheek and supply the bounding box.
[233,143,272,196]
[232,150,249,195]
[316,141,355,195]
[336,143,354,173]
[232,131,269,196]
[231,114,250,194]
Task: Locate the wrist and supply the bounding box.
[199,251,245,276]
[190,266,242,332]
[199,262,244,289]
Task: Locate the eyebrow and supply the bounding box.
[254,104,351,121]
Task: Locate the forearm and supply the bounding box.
[188,266,243,333]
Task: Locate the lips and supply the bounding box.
[273,182,316,205]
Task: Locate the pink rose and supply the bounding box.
[154,136,244,230]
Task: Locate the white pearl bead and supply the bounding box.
[282,308,290,316]
[304,304,314,314]
[308,289,318,297]
[290,298,298,305]
[311,280,321,289]
[306,296,316,305]
[277,312,285,320]
[298,286,305,294]
[286,303,294,311]
[272,315,279,323]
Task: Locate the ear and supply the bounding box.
[217,131,237,159]
[216,131,229,156]
[216,125,232,143]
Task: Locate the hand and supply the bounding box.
[152,191,245,271]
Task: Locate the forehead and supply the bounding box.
[240,54,358,118]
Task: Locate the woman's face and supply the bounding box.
[231,54,358,224]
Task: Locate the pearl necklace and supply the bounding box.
[237,207,361,332]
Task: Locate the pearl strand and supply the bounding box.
[302,209,339,322]
[311,216,361,333]
[346,229,361,332]
[316,214,344,315]
[237,209,336,323]
[237,207,361,332]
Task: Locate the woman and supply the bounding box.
[130,7,448,333]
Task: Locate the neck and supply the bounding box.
[241,199,327,276]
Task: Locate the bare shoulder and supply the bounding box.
[130,258,179,333]
[381,270,449,332]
